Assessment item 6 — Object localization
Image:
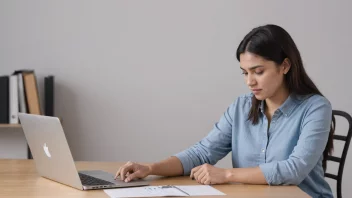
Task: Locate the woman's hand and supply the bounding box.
[190,164,230,185]
[115,161,152,182]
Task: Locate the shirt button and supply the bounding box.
[262,149,265,153]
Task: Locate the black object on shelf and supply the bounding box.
[44,76,54,116]
[0,76,9,123]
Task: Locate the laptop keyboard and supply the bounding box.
[79,173,114,186]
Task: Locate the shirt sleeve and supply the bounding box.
[259,96,332,185]
[174,100,237,175]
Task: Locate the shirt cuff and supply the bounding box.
[173,151,195,175]
[259,162,276,185]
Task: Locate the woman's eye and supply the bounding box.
[255,71,264,75]
[242,72,248,76]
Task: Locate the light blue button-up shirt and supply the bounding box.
[175,93,333,198]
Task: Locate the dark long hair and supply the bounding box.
[236,24,334,171]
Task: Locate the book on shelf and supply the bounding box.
[9,75,19,124]
[0,76,9,124]
[0,70,55,125]
[17,73,27,113]
[13,70,42,115]
[44,76,54,116]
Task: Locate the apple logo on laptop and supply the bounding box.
[43,143,51,158]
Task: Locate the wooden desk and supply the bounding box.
[0,160,310,198]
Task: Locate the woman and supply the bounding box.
[115,24,334,198]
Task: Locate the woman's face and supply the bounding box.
[239,52,289,101]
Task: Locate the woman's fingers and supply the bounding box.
[115,162,134,180]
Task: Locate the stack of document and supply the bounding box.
[104,185,225,197]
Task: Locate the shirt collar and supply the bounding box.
[258,93,312,117]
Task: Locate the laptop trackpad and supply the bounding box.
[79,170,149,186]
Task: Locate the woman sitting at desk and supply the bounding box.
[115,24,334,198]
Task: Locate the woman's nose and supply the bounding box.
[246,74,256,86]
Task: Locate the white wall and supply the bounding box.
[1,0,351,197]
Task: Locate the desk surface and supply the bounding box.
[0,160,309,198]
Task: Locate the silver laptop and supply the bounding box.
[18,113,150,190]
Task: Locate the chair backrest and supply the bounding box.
[324,110,352,198]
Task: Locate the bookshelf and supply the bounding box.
[0,118,61,160]
[0,124,21,128]
[0,72,55,159]
[0,118,61,128]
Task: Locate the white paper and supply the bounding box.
[104,185,225,198]
[176,185,226,196]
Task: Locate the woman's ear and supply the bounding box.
[282,58,291,74]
